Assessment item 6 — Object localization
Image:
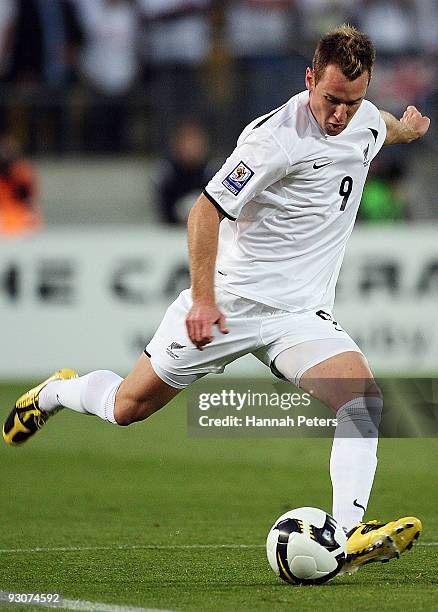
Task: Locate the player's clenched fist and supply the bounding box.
[186,303,230,350]
[400,106,430,140]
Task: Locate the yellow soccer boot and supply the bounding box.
[3,369,78,445]
[342,517,422,574]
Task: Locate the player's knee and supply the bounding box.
[113,393,160,426]
[331,379,383,413]
[364,379,383,403]
[114,399,147,426]
[113,404,135,426]
[332,379,383,431]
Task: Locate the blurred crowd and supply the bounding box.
[0,0,436,230]
[0,0,436,153]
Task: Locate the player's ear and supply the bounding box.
[305,67,314,92]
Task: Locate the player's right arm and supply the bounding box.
[186,123,290,349]
[186,193,229,350]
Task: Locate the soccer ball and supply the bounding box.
[266,507,347,585]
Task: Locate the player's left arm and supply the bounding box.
[380,106,430,145]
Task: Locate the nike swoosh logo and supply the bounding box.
[353,499,366,512]
[313,160,334,169]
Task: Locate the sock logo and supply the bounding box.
[353,499,366,512]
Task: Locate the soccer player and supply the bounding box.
[4,25,430,574]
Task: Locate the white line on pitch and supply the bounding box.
[46,600,175,612]
[0,542,436,554]
[0,594,175,612]
[0,544,263,554]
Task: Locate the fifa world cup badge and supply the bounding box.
[222,161,254,195]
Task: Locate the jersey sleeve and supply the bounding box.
[203,127,290,220]
[370,106,387,161]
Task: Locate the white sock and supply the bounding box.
[39,370,123,425]
[330,396,382,532]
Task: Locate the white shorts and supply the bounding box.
[145,288,363,389]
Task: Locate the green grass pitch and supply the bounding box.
[0,380,437,611]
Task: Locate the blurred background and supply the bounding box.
[0,0,437,379]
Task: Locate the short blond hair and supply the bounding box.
[313,24,376,84]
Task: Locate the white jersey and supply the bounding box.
[204,89,386,312]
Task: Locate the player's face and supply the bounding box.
[306,64,369,136]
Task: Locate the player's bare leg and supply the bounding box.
[299,351,421,572]
[113,353,180,425]
[300,351,379,411]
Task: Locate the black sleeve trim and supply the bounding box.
[202,189,236,221]
[368,128,379,142]
[144,349,151,358]
[253,103,287,129]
